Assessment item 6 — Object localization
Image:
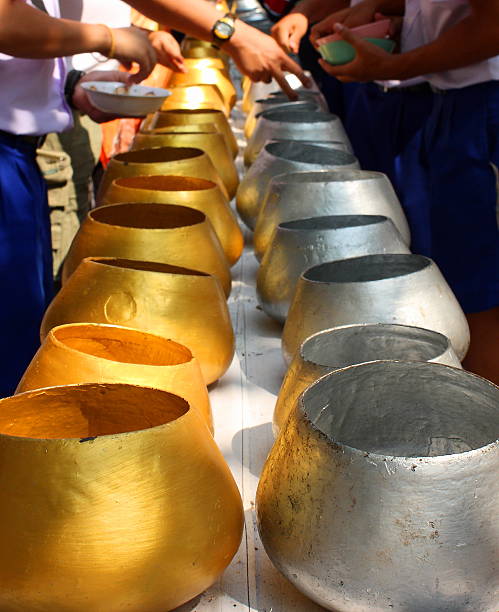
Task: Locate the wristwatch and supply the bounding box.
[212,12,236,45]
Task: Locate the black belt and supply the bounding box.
[375,82,432,95]
[0,129,46,149]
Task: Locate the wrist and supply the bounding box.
[94,23,115,57]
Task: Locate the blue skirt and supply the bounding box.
[0,132,53,397]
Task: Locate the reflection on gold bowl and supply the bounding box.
[62,203,232,297]
[182,44,229,67]
[161,84,227,115]
[17,323,213,431]
[42,258,235,384]
[142,109,238,158]
[183,57,227,71]
[96,146,228,203]
[131,129,239,199]
[0,383,243,611]
[169,68,236,110]
[103,175,243,265]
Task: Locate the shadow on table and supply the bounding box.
[232,422,274,478]
[171,595,201,611]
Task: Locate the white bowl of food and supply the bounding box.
[80,81,171,117]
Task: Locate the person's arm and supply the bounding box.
[125,0,311,97]
[319,0,499,82]
[0,0,156,81]
[310,0,404,44]
[272,0,350,54]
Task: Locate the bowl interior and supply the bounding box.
[52,324,193,366]
[266,141,356,166]
[280,214,386,231]
[304,254,430,283]
[275,169,381,185]
[114,175,216,192]
[91,203,205,229]
[302,324,451,368]
[89,257,209,277]
[303,361,499,457]
[261,110,334,123]
[0,384,189,439]
[113,147,203,164]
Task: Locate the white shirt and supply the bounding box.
[407,0,499,89]
[61,0,132,73]
[0,0,72,135]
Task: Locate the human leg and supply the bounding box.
[0,135,53,396]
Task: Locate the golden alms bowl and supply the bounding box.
[17,323,213,432]
[0,383,243,612]
[161,84,228,115]
[42,258,235,384]
[103,175,243,265]
[169,68,236,110]
[142,109,238,158]
[182,44,230,68]
[96,146,228,203]
[62,203,232,297]
[183,57,227,71]
[131,127,239,199]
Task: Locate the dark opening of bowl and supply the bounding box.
[115,175,215,192]
[278,169,382,184]
[266,142,356,166]
[302,324,451,368]
[303,361,499,457]
[280,215,386,232]
[91,203,205,229]
[304,254,430,283]
[261,110,336,123]
[114,146,203,164]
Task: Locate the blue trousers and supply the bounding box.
[343,81,499,313]
[0,133,53,397]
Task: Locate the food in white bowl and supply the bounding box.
[81,81,171,117]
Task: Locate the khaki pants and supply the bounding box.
[37,111,102,279]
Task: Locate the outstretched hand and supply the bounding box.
[318,23,398,82]
[148,30,187,73]
[271,13,309,55]
[226,21,312,99]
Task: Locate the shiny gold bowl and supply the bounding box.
[42,258,235,384]
[62,203,232,297]
[131,128,239,199]
[161,84,228,115]
[17,323,213,431]
[169,68,236,110]
[103,175,243,265]
[96,146,228,203]
[142,109,238,158]
[183,57,227,71]
[182,44,230,67]
[0,383,243,611]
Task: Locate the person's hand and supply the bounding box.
[317,24,398,82]
[310,0,378,46]
[72,70,135,123]
[148,30,187,73]
[271,12,309,54]
[226,20,312,99]
[111,26,157,82]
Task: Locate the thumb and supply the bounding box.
[333,23,364,48]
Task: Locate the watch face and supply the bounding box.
[215,21,234,39]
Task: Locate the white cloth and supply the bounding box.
[62,0,132,73]
[0,0,71,135]
[407,0,499,89]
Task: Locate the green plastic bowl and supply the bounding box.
[318,38,396,66]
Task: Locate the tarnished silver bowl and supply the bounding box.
[254,169,411,260]
[258,360,499,612]
[244,99,322,140]
[282,254,470,363]
[274,324,462,435]
[256,215,409,323]
[236,142,359,230]
[244,109,352,167]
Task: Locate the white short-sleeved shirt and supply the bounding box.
[62,0,132,73]
[0,0,72,135]
[407,0,499,89]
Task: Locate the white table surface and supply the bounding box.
[172,90,327,612]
